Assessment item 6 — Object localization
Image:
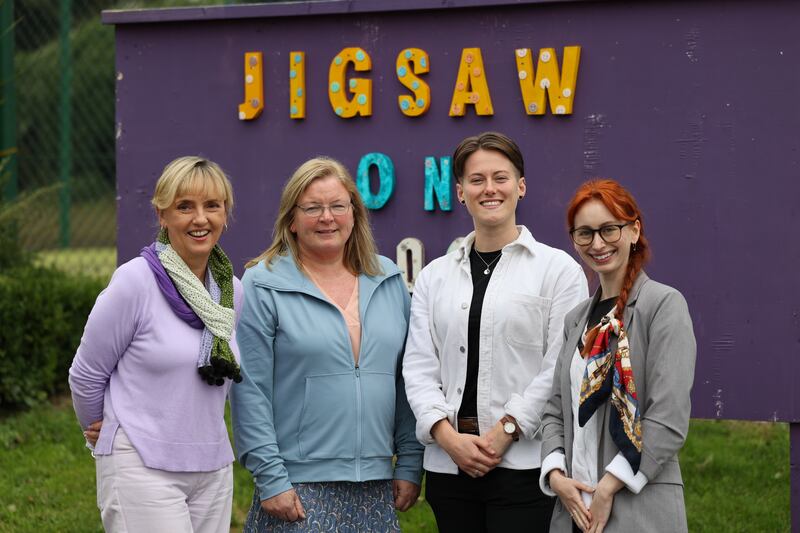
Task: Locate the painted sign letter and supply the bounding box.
[515,46,580,115]
[357,152,395,209]
[449,48,494,116]
[397,48,431,117]
[289,51,306,119]
[238,52,264,120]
[424,156,452,211]
[329,47,373,118]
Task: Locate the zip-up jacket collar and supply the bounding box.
[248,252,402,313]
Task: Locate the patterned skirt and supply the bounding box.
[243,480,401,533]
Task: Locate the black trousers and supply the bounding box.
[425,468,554,533]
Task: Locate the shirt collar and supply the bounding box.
[456,225,538,262]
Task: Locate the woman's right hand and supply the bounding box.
[432,420,500,477]
[549,469,594,531]
[83,420,103,447]
[261,488,306,522]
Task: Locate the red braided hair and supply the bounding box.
[567,179,650,355]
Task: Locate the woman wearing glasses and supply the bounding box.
[539,179,696,532]
[230,157,423,533]
[403,132,588,532]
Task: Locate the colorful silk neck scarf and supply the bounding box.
[578,311,642,473]
[140,228,241,386]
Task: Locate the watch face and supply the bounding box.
[504,422,516,434]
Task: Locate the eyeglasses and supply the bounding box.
[295,203,352,218]
[569,223,631,246]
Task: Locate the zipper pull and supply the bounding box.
[355,366,360,377]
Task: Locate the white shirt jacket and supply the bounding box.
[403,226,588,473]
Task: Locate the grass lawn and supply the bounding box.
[0,397,789,532]
[682,419,790,532]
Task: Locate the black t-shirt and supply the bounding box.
[458,246,503,419]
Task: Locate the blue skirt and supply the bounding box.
[243,480,401,533]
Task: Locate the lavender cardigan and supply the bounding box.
[69,257,243,472]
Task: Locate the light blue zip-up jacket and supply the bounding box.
[231,253,423,501]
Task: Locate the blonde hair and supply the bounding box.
[151,156,234,216]
[246,157,381,276]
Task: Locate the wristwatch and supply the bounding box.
[501,415,520,442]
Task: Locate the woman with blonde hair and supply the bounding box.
[539,179,696,532]
[69,156,243,532]
[231,157,423,532]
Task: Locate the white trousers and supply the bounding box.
[95,429,233,533]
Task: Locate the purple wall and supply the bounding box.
[106,0,800,422]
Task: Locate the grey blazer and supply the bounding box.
[541,272,696,533]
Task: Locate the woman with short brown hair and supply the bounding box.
[403,132,588,532]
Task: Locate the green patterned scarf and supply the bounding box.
[156,228,241,385]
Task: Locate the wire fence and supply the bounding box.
[5,0,272,279]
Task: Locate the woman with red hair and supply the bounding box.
[539,179,696,532]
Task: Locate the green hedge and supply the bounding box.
[0,266,103,409]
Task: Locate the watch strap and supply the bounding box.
[501,415,520,442]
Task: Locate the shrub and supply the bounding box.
[0,221,28,271]
[0,266,103,409]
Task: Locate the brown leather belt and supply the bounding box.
[457,417,480,435]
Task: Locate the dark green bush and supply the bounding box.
[0,266,103,409]
[0,221,29,271]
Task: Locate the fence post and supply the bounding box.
[792,424,800,532]
[0,0,18,201]
[59,0,72,248]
